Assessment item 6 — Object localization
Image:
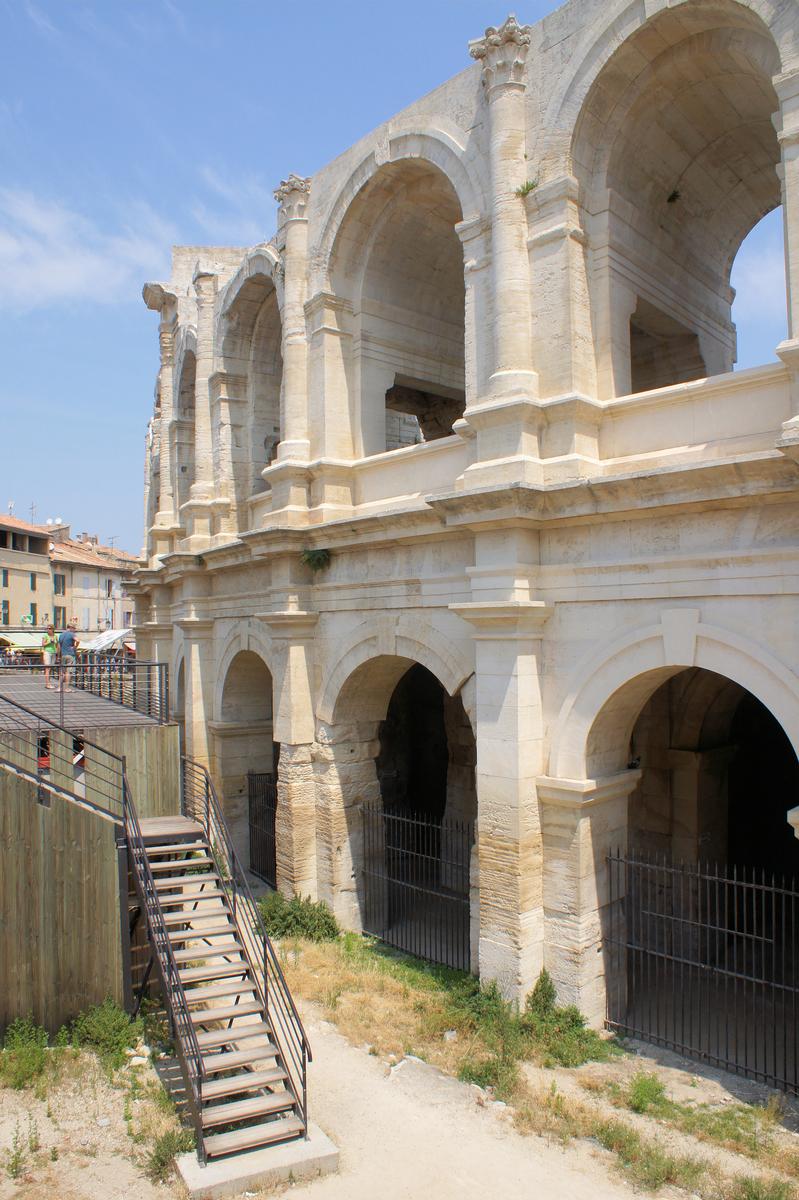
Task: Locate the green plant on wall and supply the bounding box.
[301,548,331,572]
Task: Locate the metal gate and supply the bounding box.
[361,804,473,971]
[606,851,799,1094]
[247,771,277,888]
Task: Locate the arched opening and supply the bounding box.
[175,350,196,514]
[572,1,783,397]
[214,650,276,877]
[592,665,799,1091]
[323,655,476,969]
[329,161,466,455]
[221,275,283,522]
[731,207,787,369]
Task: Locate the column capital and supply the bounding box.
[537,770,642,809]
[143,281,178,313]
[450,599,552,638]
[274,174,311,225]
[469,14,532,93]
[193,269,217,303]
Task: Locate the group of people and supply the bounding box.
[41,624,79,690]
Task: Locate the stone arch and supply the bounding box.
[218,245,284,329]
[312,122,484,294]
[317,616,474,727]
[549,610,799,780]
[213,623,276,725]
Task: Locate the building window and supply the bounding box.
[29,602,37,625]
[1,600,8,626]
[1,569,7,587]
[54,606,66,629]
[82,575,90,591]
[54,573,65,596]
[30,572,37,592]
[123,611,133,628]
[82,607,89,630]
[105,579,113,598]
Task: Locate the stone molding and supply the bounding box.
[536,769,642,809]
[450,600,552,639]
[469,15,532,92]
[255,611,319,639]
[208,719,273,739]
[175,617,214,638]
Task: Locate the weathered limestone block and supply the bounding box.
[276,742,317,899]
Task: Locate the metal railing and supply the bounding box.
[0,693,125,819]
[123,773,207,1160]
[0,659,169,724]
[361,804,473,972]
[247,770,277,888]
[181,757,311,1134]
[606,850,799,1095]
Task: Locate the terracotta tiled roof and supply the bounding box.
[50,539,139,572]
[0,513,49,537]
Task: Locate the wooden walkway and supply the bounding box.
[0,674,159,731]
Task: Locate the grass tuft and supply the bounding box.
[70,998,142,1071]
[257,892,340,942]
[145,1127,196,1183]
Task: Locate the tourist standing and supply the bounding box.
[42,625,58,689]
[58,623,79,690]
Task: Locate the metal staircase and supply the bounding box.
[126,759,311,1163]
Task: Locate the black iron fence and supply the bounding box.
[247,771,277,888]
[181,758,311,1135]
[361,804,473,971]
[606,851,799,1095]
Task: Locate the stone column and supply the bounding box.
[143,283,183,557]
[537,771,641,1027]
[257,610,318,897]
[305,291,356,516]
[774,68,799,451]
[261,176,312,521]
[178,618,215,771]
[451,598,552,1001]
[182,271,217,546]
[468,15,536,399]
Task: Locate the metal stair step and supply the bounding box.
[182,981,257,1004]
[149,856,215,872]
[191,1001,263,1025]
[145,840,209,856]
[197,1023,275,1052]
[172,942,243,964]
[168,922,234,943]
[154,873,220,890]
[201,1067,287,1101]
[203,1114,304,1158]
[162,906,230,926]
[179,962,250,984]
[158,888,227,907]
[201,1091,295,1129]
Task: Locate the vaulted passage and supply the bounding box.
[603,667,799,1093]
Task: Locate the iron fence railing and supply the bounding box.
[0,693,125,818]
[606,850,799,1095]
[247,770,277,888]
[181,757,311,1134]
[0,659,169,724]
[361,804,473,971]
[123,773,206,1160]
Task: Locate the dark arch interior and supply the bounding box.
[629,667,799,879]
[377,663,450,819]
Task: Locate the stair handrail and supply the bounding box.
[180,756,312,1134]
[122,772,207,1162]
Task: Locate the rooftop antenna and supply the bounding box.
[29,501,37,523]
[7,500,14,515]
[107,534,118,549]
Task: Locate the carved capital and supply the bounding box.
[469,14,531,92]
[274,174,311,224]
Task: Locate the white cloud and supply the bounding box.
[0,190,175,312]
[24,2,58,38]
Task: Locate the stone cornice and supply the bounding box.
[175,617,214,637]
[143,282,178,312]
[469,14,531,91]
[255,610,318,638]
[536,770,642,808]
[449,600,552,637]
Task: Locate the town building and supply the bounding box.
[132,0,799,1092]
[0,514,53,629]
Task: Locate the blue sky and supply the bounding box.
[0,1,787,553]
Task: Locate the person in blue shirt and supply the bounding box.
[58,624,79,690]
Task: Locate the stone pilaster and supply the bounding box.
[774,68,799,455]
[537,771,641,1027]
[177,618,215,771]
[305,291,356,517]
[468,16,536,398]
[257,610,318,897]
[182,270,217,546]
[143,283,183,557]
[451,598,552,1001]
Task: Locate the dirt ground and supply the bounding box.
[2,1004,798,1200]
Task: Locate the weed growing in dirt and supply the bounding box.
[6,1122,25,1179]
[1,1016,49,1089]
[257,892,340,941]
[71,998,142,1071]
[627,1071,667,1114]
[520,970,618,1068]
[728,1180,795,1200]
[26,1114,40,1153]
[593,1116,705,1191]
[146,1128,196,1183]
